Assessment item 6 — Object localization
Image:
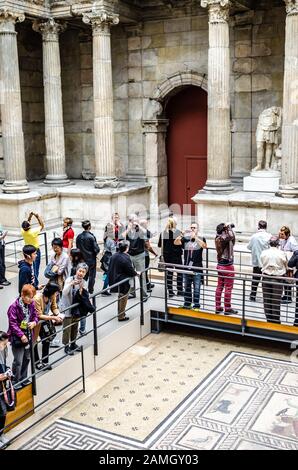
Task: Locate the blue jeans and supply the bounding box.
[79,316,86,333]
[33,248,41,283]
[103,273,109,290]
[184,272,201,308]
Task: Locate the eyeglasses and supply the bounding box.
[190,227,197,229]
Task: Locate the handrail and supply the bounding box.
[2,262,298,448]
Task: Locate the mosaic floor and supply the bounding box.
[20,347,298,450]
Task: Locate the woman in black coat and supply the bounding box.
[287,250,298,326]
[158,218,183,297]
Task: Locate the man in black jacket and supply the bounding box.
[18,245,38,294]
[76,220,100,294]
[108,241,137,321]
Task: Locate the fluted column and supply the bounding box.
[33,18,70,185]
[201,0,233,192]
[83,4,119,188]
[279,0,298,197]
[0,9,29,193]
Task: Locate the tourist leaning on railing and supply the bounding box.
[33,283,63,371]
[60,263,89,356]
[7,285,38,391]
[108,241,138,322]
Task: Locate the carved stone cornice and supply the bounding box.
[82,10,119,35]
[33,18,67,41]
[284,0,298,16]
[201,0,230,24]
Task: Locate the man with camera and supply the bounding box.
[175,223,207,310]
[215,223,237,315]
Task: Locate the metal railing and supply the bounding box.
[0,275,144,447]
[4,232,49,269]
[150,262,298,343]
[1,262,298,447]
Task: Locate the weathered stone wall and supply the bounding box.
[13,3,285,183]
[61,28,83,179]
[17,22,45,181]
[112,24,129,179]
[232,5,285,178]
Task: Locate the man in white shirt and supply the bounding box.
[247,220,271,301]
[260,236,287,324]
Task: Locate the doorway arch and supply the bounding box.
[143,72,208,216]
[165,86,207,215]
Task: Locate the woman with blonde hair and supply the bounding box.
[158,217,183,297]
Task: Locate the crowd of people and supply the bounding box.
[1,212,298,447]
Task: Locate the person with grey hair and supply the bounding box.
[108,241,138,321]
[60,263,89,355]
[260,236,288,324]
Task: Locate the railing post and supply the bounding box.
[80,346,86,393]
[44,231,49,265]
[92,296,98,356]
[29,332,37,396]
[242,279,246,335]
[164,266,168,322]
[206,249,209,287]
[140,273,144,326]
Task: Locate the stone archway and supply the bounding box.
[142,71,208,215]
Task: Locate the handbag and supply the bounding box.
[40,320,56,341]
[2,378,17,412]
[44,262,58,280]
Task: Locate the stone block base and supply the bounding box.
[0,180,151,234]
[193,190,298,240]
[243,171,280,193]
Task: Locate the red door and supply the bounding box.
[166,86,207,215]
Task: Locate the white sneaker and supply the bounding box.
[49,338,61,348]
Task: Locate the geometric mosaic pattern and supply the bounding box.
[21,352,298,450]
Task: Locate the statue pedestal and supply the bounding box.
[243,170,280,193]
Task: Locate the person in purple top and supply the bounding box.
[7,284,38,390]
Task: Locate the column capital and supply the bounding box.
[284,0,298,16]
[83,10,119,35]
[201,0,230,23]
[0,9,24,33]
[32,18,67,41]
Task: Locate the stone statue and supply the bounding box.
[253,106,282,172]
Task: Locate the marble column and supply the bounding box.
[279,0,298,197]
[0,9,29,193]
[201,0,233,192]
[33,18,70,185]
[83,5,119,189]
